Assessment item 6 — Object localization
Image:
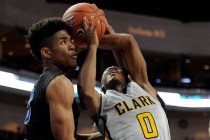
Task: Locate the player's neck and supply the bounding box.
[115,84,126,93]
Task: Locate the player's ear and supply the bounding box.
[41,47,51,59]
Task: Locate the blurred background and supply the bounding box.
[0,0,210,140]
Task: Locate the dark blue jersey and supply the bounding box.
[24,67,80,140]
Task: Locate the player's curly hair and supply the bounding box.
[25,17,70,61]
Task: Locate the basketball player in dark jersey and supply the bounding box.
[24,17,103,140]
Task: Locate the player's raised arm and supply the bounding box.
[99,21,157,97]
[77,16,101,119]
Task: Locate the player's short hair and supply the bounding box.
[101,66,130,94]
[26,17,70,61]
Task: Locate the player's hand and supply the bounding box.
[83,16,99,48]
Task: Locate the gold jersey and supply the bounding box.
[97,81,171,140]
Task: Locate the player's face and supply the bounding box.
[50,30,78,71]
[101,66,126,89]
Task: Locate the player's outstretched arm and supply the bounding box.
[77,17,101,119]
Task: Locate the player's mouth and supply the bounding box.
[72,55,77,59]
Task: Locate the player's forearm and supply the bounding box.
[112,50,126,70]
[78,46,97,97]
[99,33,132,50]
[99,33,135,70]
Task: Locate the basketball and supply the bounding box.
[62,3,106,49]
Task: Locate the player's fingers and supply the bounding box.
[90,16,94,30]
[90,16,99,31]
[93,20,100,31]
[83,16,88,30]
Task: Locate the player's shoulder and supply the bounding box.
[128,81,158,98]
[46,74,74,101]
[50,74,73,89]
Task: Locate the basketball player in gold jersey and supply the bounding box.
[78,16,171,140]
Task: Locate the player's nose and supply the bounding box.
[108,66,118,73]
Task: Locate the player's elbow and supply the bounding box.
[128,34,138,47]
[122,34,138,50]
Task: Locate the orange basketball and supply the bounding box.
[62,2,106,49]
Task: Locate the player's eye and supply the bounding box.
[60,40,65,44]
